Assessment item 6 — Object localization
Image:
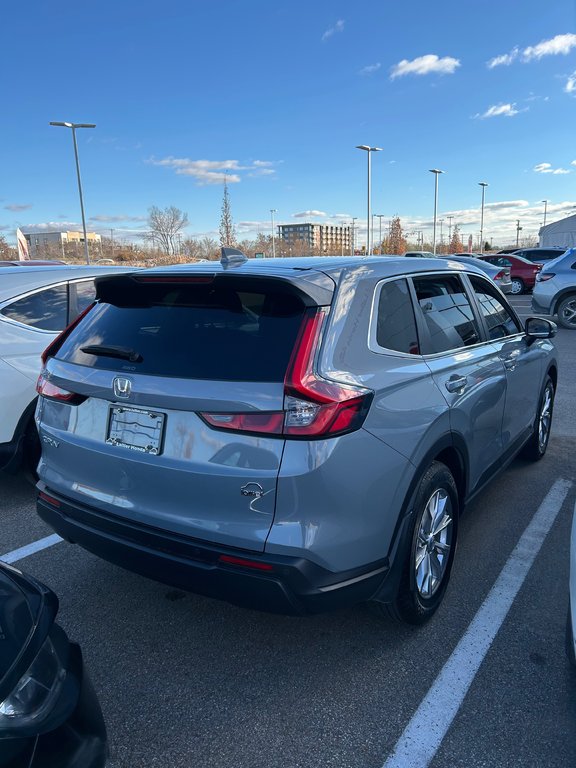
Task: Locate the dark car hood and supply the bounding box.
[0,562,58,702]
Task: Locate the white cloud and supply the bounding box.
[321,20,344,42]
[565,72,576,93]
[476,103,520,118]
[147,157,277,185]
[524,33,576,61]
[390,54,460,79]
[488,33,576,68]
[293,210,326,218]
[360,62,381,75]
[90,214,148,223]
[487,47,519,68]
[533,162,571,175]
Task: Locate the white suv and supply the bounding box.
[0,264,135,474]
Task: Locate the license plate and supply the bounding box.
[106,406,165,455]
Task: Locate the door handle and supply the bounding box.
[500,351,519,371]
[445,376,468,393]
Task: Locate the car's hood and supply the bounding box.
[0,562,57,702]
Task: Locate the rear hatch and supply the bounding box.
[36,269,334,552]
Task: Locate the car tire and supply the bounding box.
[521,376,554,462]
[566,605,576,667]
[556,294,576,330]
[384,461,459,625]
[510,278,525,295]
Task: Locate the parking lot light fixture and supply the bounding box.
[356,146,382,256]
[479,182,488,253]
[429,169,444,255]
[49,121,96,264]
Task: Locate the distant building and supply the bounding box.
[278,223,351,254]
[22,230,102,259]
[538,214,576,248]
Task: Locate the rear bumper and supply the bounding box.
[36,483,390,616]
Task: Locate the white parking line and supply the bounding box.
[382,478,572,768]
[1,533,63,564]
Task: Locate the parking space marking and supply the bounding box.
[382,478,572,768]
[1,533,63,564]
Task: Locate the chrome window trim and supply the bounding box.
[368,275,422,358]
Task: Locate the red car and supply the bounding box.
[479,254,541,295]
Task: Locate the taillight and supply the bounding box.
[36,374,86,405]
[41,302,96,364]
[536,272,555,282]
[199,308,373,439]
[494,270,506,281]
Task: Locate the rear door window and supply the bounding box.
[412,274,482,353]
[56,279,307,382]
[0,284,68,331]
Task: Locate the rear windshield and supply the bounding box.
[56,279,307,382]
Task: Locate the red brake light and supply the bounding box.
[537,272,555,282]
[41,302,95,365]
[199,308,373,439]
[36,374,86,405]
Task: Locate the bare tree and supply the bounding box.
[199,236,219,260]
[219,178,237,247]
[0,235,17,259]
[147,206,189,255]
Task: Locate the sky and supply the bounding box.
[1,0,576,251]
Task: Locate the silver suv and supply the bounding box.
[532,247,576,329]
[35,252,557,624]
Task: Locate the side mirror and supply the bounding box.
[525,316,557,341]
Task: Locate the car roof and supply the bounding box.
[0,265,137,303]
[135,255,487,281]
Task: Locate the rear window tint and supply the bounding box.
[56,281,306,382]
[412,275,481,353]
[376,279,420,354]
[1,284,68,330]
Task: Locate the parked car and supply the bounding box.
[567,504,576,667]
[0,264,137,476]
[403,251,437,258]
[35,251,557,625]
[512,247,567,265]
[0,561,107,767]
[532,248,576,329]
[478,253,542,295]
[446,254,513,293]
[0,260,67,267]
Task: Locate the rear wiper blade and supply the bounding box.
[80,344,143,363]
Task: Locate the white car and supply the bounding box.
[568,506,576,667]
[0,264,136,475]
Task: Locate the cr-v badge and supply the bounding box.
[113,377,132,399]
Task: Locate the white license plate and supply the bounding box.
[106,406,165,455]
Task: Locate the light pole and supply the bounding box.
[438,218,445,254]
[351,217,357,256]
[429,169,444,255]
[356,145,382,255]
[375,214,385,254]
[447,215,454,249]
[270,209,277,258]
[516,219,522,248]
[50,121,95,264]
[478,182,488,253]
[542,199,548,228]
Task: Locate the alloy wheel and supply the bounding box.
[415,489,453,599]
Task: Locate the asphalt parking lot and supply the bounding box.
[2,294,576,768]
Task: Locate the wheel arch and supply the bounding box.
[552,288,576,316]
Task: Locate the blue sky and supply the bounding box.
[2,0,576,249]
